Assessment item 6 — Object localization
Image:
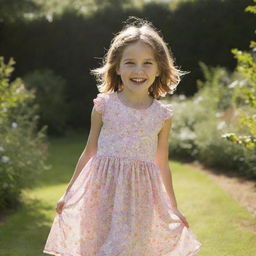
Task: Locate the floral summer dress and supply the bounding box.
[43,91,202,256]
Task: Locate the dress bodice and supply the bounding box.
[93,91,173,163]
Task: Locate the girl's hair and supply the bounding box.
[91,17,189,99]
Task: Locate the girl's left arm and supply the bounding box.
[154,117,178,209]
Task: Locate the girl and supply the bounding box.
[43,17,202,255]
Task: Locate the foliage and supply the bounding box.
[170,97,212,160]
[245,0,256,14]
[0,0,42,23]
[31,0,141,17]
[23,69,68,135]
[222,0,256,149]
[0,57,32,118]
[169,61,256,178]
[0,56,49,211]
[0,0,254,133]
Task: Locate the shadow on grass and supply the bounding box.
[0,132,89,255]
[33,131,89,188]
[172,154,256,182]
[0,195,55,256]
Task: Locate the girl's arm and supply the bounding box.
[155,117,178,209]
[61,106,103,199]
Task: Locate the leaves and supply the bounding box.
[223,0,256,149]
[0,57,35,119]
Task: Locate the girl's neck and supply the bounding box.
[117,90,153,109]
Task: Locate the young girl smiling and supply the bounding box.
[43,17,202,256]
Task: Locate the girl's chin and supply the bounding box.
[130,81,147,86]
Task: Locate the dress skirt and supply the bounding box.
[43,154,202,256]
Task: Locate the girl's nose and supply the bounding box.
[134,65,144,73]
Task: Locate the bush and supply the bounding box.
[0,0,254,132]
[0,57,49,211]
[170,98,208,160]
[169,61,256,179]
[23,69,68,136]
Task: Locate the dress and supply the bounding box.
[43,91,202,256]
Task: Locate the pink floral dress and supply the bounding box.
[43,91,202,256]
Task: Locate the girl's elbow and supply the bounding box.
[155,155,169,169]
[82,144,97,158]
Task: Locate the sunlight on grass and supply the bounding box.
[170,161,256,255]
[0,132,255,255]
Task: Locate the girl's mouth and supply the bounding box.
[130,78,147,85]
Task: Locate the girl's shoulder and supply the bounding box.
[154,99,174,121]
[93,91,174,120]
[92,91,114,114]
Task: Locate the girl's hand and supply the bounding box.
[171,207,190,228]
[56,196,66,214]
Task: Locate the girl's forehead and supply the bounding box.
[121,41,156,59]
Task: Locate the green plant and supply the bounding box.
[0,57,49,211]
[169,59,256,178]
[222,0,256,149]
[23,68,68,135]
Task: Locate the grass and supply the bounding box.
[0,132,255,255]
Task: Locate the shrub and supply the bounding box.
[222,1,256,149]
[0,57,49,211]
[169,61,256,178]
[23,69,68,136]
[170,97,210,160]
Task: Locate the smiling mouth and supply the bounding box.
[130,78,147,85]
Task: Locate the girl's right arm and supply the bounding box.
[60,106,103,200]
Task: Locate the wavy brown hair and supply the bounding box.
[90,17,189,100]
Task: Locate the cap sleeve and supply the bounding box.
[161,103,174,121]
[93,93,105,114]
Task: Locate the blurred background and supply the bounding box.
[1,0,254,133]
[0,0,255,255]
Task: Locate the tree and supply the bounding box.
[0,0,42,23]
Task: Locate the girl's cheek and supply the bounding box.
[122,69,130,74]
[145,67,154,72]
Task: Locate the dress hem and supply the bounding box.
[186,242,202,256]
[43,249,72,256]
[43,243,202,256]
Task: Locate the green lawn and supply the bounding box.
[0,132,255,256]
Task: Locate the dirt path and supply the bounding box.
[185,161,256,219]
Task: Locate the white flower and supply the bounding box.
[178,94,186,100]
[0,146,5,152]
[221,133,235,138]
[1,156,10,163]
[238,78,248,86]
[46,13,53,22]
[215,112,224,118]
[228,79,248,88]
[228,80,239,88]
[216,121,226,130]
[193,96,203,104]
[12,122,18,129]
[179,128,196,140]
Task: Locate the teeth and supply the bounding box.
[131,78,146,82]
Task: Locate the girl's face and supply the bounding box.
[116,40,160,94]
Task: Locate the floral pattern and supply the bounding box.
[43,91,202,256]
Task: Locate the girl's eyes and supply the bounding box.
[125,62,153,65]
